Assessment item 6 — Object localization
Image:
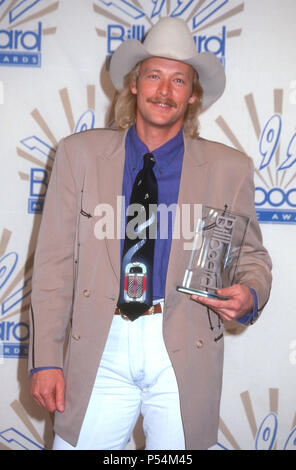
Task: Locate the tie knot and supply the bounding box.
[143,153,155,170]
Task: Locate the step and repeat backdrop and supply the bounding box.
[0,0,295,451]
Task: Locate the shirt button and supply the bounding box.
[83,289,91,297]
[72,333,81,341]
[196,339,204,349]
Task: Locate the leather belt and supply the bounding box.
[115,302,162,320]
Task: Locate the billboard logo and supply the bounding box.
[255,113,296,223]
[0,321,29,358]
[0,21,42,66]
[0,231,32,360]
[94,0,245,68]
[0,0,59,67]
[18,86,97,213]
[216,89,296,224]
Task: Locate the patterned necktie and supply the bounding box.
[117,153,158,321]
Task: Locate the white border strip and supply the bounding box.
[0,81,3,104]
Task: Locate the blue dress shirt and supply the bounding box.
[122,124,184,301]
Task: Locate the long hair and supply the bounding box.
[111,62,203,139]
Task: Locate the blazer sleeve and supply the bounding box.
[28,138,78,370]
[232,156,272,321]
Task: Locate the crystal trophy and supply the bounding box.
[176,205,250,300]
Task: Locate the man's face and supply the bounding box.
[130,57,197,135]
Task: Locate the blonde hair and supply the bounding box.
[110,62,203,139]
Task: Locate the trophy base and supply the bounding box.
[176,286,230,300]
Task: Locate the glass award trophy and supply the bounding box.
[176,205,250,300]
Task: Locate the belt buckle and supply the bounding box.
[148,305,155,315]
[119,311,131,321]
[118,304,157,320]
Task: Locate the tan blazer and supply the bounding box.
[28,128,272,450]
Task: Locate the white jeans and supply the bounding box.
[53,313,185,450]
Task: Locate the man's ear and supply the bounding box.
[130,81,137,95]
[188,92,198,105]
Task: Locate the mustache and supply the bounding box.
[147,97,177,108]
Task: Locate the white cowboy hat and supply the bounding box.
[109,16,226,110]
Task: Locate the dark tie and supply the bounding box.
[117,153,158,321]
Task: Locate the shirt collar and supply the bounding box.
[127,124,184,172]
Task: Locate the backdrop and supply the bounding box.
[0,0,295,451]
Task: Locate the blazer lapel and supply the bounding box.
[96,130,128,281]
[165,136,210,300]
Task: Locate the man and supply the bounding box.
[29,17,272,450]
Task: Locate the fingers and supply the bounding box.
[55,379,65,412]
[190,293,234,311]
[30,385,47,410]
[191,294,235,321]
[191,284,254,322]
[30,369,65,413]
[31,384,56,412]
[37,388,58,413]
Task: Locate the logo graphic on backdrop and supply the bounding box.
[0,229,32,360]
[17,85,97,213]
[0,0,59,67]
[216,89,296,224]
[215,388,296,450]
[0,427,43,450]
[0,400,44,450]
[94,0,245,67]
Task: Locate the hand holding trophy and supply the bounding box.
[177,205,250,302]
